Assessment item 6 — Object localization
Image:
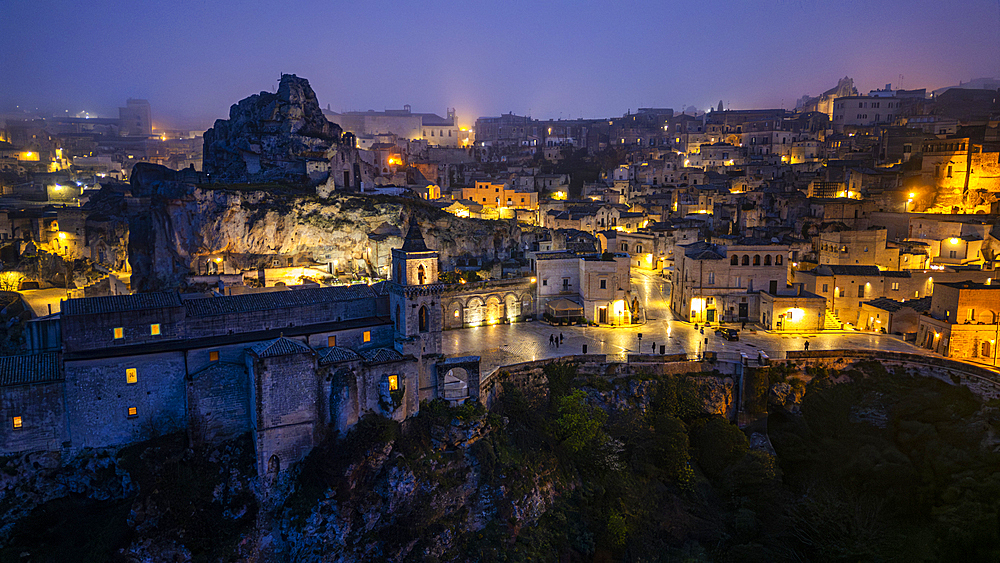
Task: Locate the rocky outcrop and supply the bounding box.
[203,74,343,184]
[120,164,528,291]
[769,382,805,412]
[585,375,736,419]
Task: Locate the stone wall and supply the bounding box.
[187,362,250,447]
[250,351,320,476]
[63,352,187,448]
[0,382,65,454]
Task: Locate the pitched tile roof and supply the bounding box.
[185,285,375,317]
[249,337,313,358]
[359,347,404,364]
[0,353,61,386]
[63,292,182,316]
[318,346,361,365]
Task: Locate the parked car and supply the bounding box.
[717,328,739,341]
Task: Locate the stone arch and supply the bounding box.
[417,264,426,285]
[775,254,783,265]
[435,356,481,403]
[753,254,761,266]
[730,255,739,265]
[465,297,485,325]
[520,293,534,318]
[742,255,749,266]
[504,292,520,321]
[485,295,503,324]
[268,455,280,474]
[446,299,464,329]
[419,305,429,332]
[764,255,772,266]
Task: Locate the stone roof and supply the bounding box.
[185,285,375,317]
[881,270,913,278]
[63,292,182,316]
[0,352,61,386]
[249,337,313,358]
[318,346,361,365]
[359,347,404,364]
[400,217,429,252]
[865,295,933,313]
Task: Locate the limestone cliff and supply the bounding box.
[125,164,528,291]
[203,74,343,184]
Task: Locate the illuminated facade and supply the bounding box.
[916,281,1000,366]
[461,181,538,210]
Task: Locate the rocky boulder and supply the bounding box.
[203,74,343,183]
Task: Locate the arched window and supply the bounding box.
[742,255,749,266]
[776,255,784,265]
[731,255,739,265]
[635,244,643,253]
[621,243,628,252]
[753,255,761,266]
[419,305,428,333]
[418,264,425,285]
[764,255,772,266]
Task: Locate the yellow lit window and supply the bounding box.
[126,368,137,384]
[150,323,160,336]
[12,416,22,429]
[388,375,398,391]
[113,327,124,339]
[127,407,137,417]
[209,351,219,362]
[363,331,371,343]
[328,335,336,347]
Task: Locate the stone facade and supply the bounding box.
[0,224,480,477]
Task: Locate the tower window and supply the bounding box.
[388,375,398,391]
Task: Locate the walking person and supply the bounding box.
[804,340,810,351]
[652,342,656,353]
[549,334,554,347]
[560,332,564,343]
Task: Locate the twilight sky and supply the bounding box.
[2,0,998,130]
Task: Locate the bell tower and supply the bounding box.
[389,217,443,402]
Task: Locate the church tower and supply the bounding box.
[389,217,443,402]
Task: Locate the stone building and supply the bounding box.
[916,281,1000,366]
[534,250,634,325]
[1,223,480,477]
[672,240,791,324]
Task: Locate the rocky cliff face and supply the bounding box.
[125,164,528,291]
[203,74,343,184]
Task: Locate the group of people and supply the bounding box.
[549,333,563,348]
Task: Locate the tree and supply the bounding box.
[555,390,608,453]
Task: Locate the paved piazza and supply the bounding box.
[442,271,934,375]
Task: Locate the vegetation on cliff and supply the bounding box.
[4,362,1000,561]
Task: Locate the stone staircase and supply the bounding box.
[823,311,844,331]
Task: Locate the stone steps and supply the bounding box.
[823,311,844,331]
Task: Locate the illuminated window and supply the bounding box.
[454,309,460,318]
[388,375,398,391]
[892,282,899,291]
[12,416,22,429]
[127,407,137,418]
[363,331,371,343]
[113,327,124,339]
[209,351,219,362]
[150,323,160,336]
[327,335,336,347]
[126,368,137,384]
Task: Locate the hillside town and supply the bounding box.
[2,71,1000,560]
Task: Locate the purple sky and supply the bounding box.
[2,0,998,130]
